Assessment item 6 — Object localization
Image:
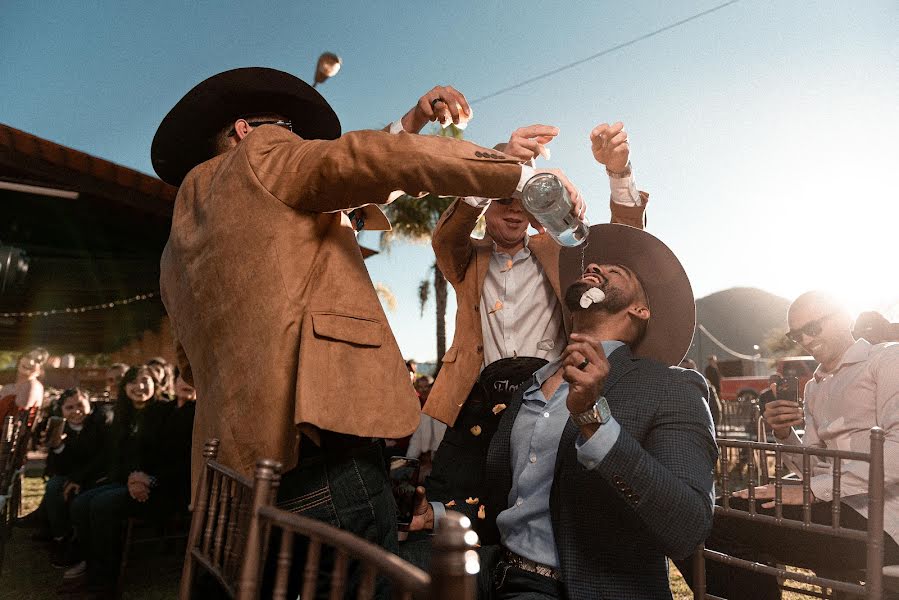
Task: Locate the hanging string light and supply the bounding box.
[0,292,157,318]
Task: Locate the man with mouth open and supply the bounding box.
[421,121,650,519]
[412,224,717,600]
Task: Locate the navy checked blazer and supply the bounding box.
[479,345,717,600]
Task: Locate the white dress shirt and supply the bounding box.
[781,340,899,545]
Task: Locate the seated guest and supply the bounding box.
[43,388,109,567]
[147,356,175,400]
[62,365,179,595]
[102,363,129,403]
[412,224,716,600]
[166,368,197,512]
[0,348,46,421]
[692,291,899,599]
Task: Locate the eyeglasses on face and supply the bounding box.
[786,312,836,344]
[228,119,293,137]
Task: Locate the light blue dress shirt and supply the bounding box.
[495,341,624,567]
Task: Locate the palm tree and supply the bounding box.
[380,124,467,367]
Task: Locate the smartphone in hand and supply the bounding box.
[389,457,420,531]
[45,416,66,449]
[776,376,800,404]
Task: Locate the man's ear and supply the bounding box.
[628,303,650,323]
[233,118,252,141]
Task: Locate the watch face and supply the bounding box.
[596,397,612,424]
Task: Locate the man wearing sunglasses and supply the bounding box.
[419,121,648,520]
[693,291,899,599]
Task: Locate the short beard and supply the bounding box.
[563,281,631,315]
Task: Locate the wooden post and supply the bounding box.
[866,427,884,599]
[235,458,282,600]
[693,544,707,599]
[430,511,477,600]
[178,438,219,600]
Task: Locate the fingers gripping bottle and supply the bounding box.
[520,173,589,247]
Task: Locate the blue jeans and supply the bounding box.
[69,483,130,583]
[44,475,70,539]
[260,436,398,599]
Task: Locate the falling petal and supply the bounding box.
[478,505,486,519]
[470,425,482,436]
[492,403,507,415]
[446,500,457,507]
[466,497,479,505]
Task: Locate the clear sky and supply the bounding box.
[3,1,897,361]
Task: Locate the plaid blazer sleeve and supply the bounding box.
[590,368,717,559]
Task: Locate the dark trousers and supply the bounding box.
[45,475,70,538]
[260,435,399,599]
[678,498,899,600]
[69,482,130,583]
[492,564,566,600]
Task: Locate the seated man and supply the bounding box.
[413,224,717,600]
[694,291,899,599]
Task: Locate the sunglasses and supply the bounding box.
[228,119,293,136]
[786,312,836,344]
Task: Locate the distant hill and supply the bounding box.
[685,287,791,366]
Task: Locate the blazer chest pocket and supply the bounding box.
[311,312,383,347]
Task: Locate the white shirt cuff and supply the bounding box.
[512,164,537,198]
[52,444,66,455]
[575,417,622,470]
[461,196,492,208]
[388,120,405,135]
[430,501,447,530]
[609,172,642,207]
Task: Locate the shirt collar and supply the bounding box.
[527,341,626,391]
[491,235,530,259]
[813,338,872,381]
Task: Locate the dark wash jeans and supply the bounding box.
[259,434,399,599]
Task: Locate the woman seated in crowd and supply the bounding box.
[0,347,47,421]
[43,388,109,567]
[61,364,194,596]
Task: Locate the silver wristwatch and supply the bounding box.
[571,396,612,426]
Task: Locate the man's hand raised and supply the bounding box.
[561,333,610,415]
[503,125,559,163]
[590,122,630,174]
[398,86,472,134]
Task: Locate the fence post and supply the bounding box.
[866,427,884,599]
[431,511,478,600]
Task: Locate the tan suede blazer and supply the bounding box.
[423,194,648,426]
[160,125,526,488]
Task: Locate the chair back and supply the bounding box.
[236,490,478,600]
[179,439,277,599]
[694,427,886,599]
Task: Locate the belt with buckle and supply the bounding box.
[503,548,562,581]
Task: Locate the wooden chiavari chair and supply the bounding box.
[694,427,887,599]
[179,438,271,599]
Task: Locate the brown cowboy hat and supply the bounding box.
[558,224,695,366]
[151,67,341,186]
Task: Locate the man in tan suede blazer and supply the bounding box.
[152,69,582,587]
[420,122,648,510]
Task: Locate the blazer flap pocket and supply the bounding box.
[442,347,459,363]
[312,312,383,347]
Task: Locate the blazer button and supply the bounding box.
[612,475,624,485]
[631,494,641,503]
[476,345,483,353]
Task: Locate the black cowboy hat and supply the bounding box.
[558,224,695,366]
[151,67,341,186]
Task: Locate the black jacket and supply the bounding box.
[480,346,718,600]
